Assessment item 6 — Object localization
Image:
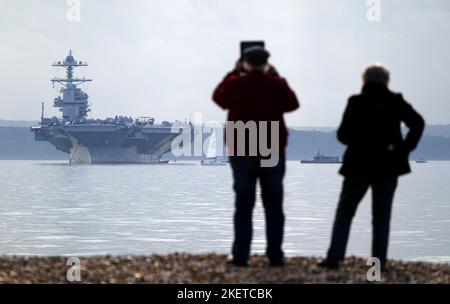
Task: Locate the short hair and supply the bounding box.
[362,64,390,85]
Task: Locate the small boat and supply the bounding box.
[201,158,229,166]
[201,130,228,166]
[301,149,341,164]
[415,158,428,164]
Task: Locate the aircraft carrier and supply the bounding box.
[31,51,185,164]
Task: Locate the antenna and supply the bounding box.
[41,102,45,122]
[51,50,91,88]
[51,51,92,122]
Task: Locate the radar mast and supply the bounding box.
[51,50,92,122]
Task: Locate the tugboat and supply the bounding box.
[415,158,428,164]
[301,149,341,164]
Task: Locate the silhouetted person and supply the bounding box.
[320,64,425,270]
[213,46,299,267]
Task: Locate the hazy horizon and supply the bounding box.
[1,0,449,126]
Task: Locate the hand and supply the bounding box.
[233,59,244,74]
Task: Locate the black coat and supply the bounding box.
[338,83,425,177]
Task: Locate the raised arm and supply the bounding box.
[280,78,300,113]
[212,72,239,110]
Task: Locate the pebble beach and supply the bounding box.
[0,254,449,284]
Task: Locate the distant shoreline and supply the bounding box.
[2,159,450,162]
[2,125,450,160]
[0,254,448,284]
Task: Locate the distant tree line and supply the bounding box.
[1,126,450,161]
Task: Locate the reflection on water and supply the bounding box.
[0,160,449,262]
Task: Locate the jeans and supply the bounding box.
[229,156,286,263]
[327,176,398,265]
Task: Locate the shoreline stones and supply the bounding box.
[0,254,448,284]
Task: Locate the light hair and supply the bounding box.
[362,64,390,85]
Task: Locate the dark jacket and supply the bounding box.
[338,83,425,177]
[213,70,299,156]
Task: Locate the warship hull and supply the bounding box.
[300,159,342,164]
[33,124,179,164]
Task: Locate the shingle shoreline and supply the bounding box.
[0,254,449,284]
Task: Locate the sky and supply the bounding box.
[0,0,449,127]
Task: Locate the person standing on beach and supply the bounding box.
[320,64,425,270]
[213,46,299,267]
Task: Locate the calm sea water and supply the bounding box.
[0,160,449,263]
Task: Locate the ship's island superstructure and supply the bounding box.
[31,51,185,164]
